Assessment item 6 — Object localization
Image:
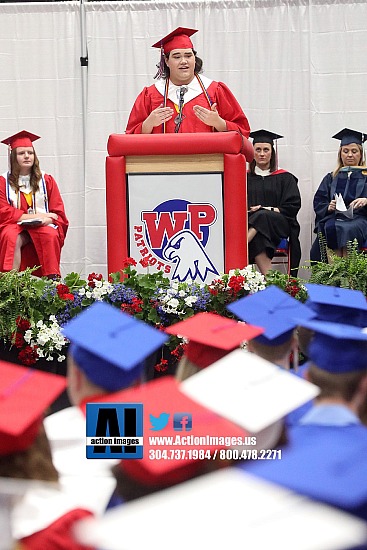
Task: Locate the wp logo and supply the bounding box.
[86,403,143,459]
[140,199,219,283]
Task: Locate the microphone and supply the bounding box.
[174,86,188,133]
[179,85,188,100]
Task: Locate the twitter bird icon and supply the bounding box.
[150,413,170,431]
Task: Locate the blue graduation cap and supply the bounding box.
[332,128,367,146]
[227,286,316,346]
[297,318,367,373]
[242,424,367,521]
[62,302,168,392]
[305,284,367,326]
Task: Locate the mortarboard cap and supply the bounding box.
[62,302,168,392]
[244,425,367,521]
[249,129,283,145]
[75,468,367,550]
[332,128,367,146]
[88,376,246,487]
[1,130,40,150]
[0,361,66,455]
[181,349,319,433]
[305,283,367,326]
[296,318,367,373]
[165,312,264,369]
[227,286,316,346]
[151,27,198,54]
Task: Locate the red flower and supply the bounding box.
[154,359,169,373]
[131,297,143,313]
[120,298,143,315]
[122,257,137,268]
[15,317,31,331]
[18,345,38,366]
[171,343,186,361]
[57,283,71,297]
[60,293,74,301]
[14,331,25,349]
[87,272,103,288]
[228,275,246,295]
[208,287,219,296]
[285,279,301,298]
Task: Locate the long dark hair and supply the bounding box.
[162,50,203,79]
[8,147,42,193]
[249,144,277,174]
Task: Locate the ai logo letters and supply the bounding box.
[86,403,143,459]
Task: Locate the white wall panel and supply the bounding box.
[1,1,366,279]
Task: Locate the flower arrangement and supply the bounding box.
[1,257,329,372]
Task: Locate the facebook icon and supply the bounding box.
[173,413,192,431]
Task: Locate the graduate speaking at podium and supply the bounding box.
[125,27,250,137]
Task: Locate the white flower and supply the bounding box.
[24,329,33,344]
[78,287,86,296]
[167,298,179,309]
[58,355,66,362]
[184,296,198,306]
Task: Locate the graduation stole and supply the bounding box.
[162,73,213,133]
[4,171,49,214]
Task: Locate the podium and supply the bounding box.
[106,132,253,283]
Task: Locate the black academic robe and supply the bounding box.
[247,169,301,275]
[313,169,367,252]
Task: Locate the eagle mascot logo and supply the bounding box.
[163,230,219,282]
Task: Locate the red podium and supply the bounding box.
[106,132,253,283]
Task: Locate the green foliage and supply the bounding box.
[309,240,367,294]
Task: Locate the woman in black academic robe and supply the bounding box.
[311,128,367,261]
[247,130,301,276]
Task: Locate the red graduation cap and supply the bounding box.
[165,312,264,369]
[88,376,247,487]
[152,27,198,54]
[1,130,40,150]
[0,361,67,455]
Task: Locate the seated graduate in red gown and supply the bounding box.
[0,362,94,550]
[125,27,250,137]
[0,130,69,279]
[247,129,301,276]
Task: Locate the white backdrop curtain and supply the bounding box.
[1,0,366,278]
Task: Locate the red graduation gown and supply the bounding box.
[126,81,250,137]
[20,508,95,550]
[0,174,69,276]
